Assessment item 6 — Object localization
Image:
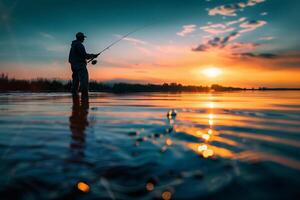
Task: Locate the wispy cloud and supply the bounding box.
[208,0,266,17]
[247,0,266,6]
[177,24,197,37]
[39,32,55,39]
[200,23,235,34]
[200,18,266,36]
[259,36,275,41]
[192,32,242,51]
[260,12,268,16]
[239,20,267,33]
[209,4,244,17]
[187,0,268,60]
[200,17,247,34]
[114,35,148,45]
[227,42,259,51]
[226,17,247,26]
[233,52,278,59]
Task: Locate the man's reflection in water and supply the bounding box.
[69,95,89,159]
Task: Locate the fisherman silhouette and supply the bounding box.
[68,32,98,98]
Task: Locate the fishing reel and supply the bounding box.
[91,60,98,65]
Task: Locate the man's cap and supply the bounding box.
[76,32,87,39]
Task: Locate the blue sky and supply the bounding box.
[0,0,300,87]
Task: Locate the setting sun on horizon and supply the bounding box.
[202,67,222,78]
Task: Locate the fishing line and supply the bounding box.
[88,23,155,65]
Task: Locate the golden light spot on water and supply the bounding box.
[208,129,213,135]
[196,130,202,136]
[166,138,173,146]
[197,144,208,152]
[209,114,214,119]
[196,144,214,158]
[209,119,213,126]
[162,191,172,200]
[203,149,214,158]
[146,182,154,191]
[186,142,234,158]
[208,102,215,108]
[202,133,210,141]
[77,181,90,192]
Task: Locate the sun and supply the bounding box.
[202,67,222,78]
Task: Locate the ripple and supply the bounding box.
[0,92,300,199]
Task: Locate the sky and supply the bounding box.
[0,0,300,88]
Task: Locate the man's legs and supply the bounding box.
[71,68,79,95]
[78,66,89,98]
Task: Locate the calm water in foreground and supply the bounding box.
[0,91,300,200]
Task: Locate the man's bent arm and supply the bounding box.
[78,43,96,60]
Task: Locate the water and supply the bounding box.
[0,91,300,199]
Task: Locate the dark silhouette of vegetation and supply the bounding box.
[1,73,299,93]
[111,83,210,93]
[0,73,70,92]
[211,84,244,91]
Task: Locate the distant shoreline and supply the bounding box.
[1,74,299,93]
[1,89,300,94]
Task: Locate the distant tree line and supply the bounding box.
[1,73,297,93]
[0,73,69,92]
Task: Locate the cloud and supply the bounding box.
[177,24,197,37]
[239,20,267,33]
[227,51,300,71]
[123,37,148,45]
[232,51,300,63]
[226,17,247,26]
[200,17,247,35]
[208,0,266,17]
[192,32,242,51]
[114,35,148,45]
[233,52,278,59]
[192,44,209,52]
[223,32,241,43]
[197,19,267,53]
[39,32,55,39]
[201,23,227,30]
[260,12,268,16]
[228,42,259,50]
[259,36,275,41]
[200,23,235,34]
[209,4,243,16]
[247,0,266,6]
[192,29,266,53]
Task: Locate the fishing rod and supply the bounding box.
[88,25,151,65]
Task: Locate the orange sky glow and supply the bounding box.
[3,43,300,88]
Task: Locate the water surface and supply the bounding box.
[0,91,300,199]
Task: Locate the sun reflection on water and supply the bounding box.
[127,92,300,199]
[193,101,216,158]
[178,97,300,170]
[179,99,238,159]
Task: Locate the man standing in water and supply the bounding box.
[68,32,98,98]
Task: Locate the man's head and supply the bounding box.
[76,32,86,42]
